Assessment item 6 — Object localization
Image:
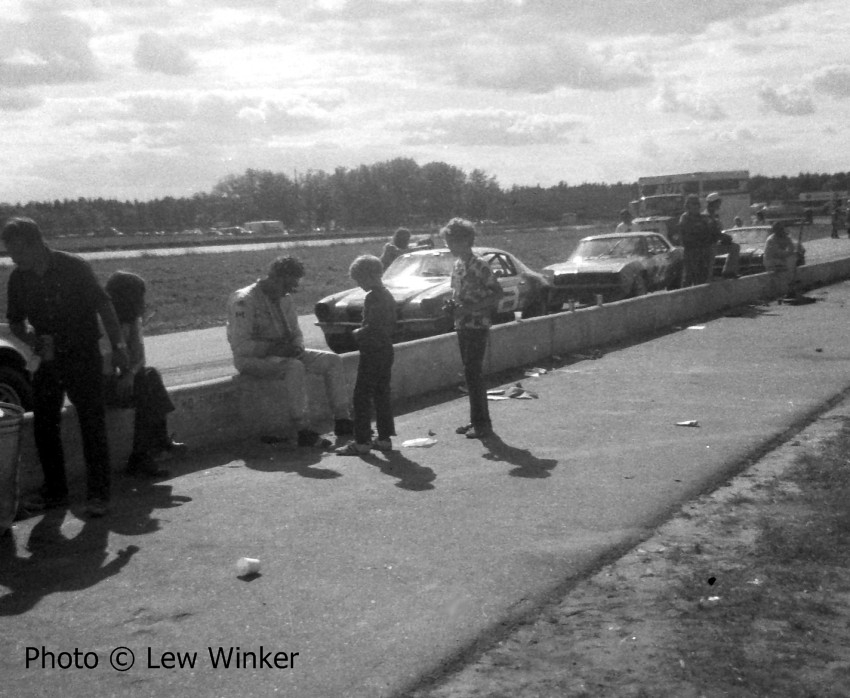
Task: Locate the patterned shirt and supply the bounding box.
[450,253,503,330]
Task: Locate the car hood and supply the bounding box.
[544,259,632,274]
[319,277,449,308]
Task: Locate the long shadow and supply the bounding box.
[238,441,343,480]
[0,480,192,616]
[359,450,436,491]
[482,434,558,479]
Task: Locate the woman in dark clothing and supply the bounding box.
[104,271,185,477]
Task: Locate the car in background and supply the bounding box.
[544,232,684,307]
[713,224,806,277]
[0,324,37,409]
[314,247,553,353]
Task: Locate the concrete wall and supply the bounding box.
[15,257,850,496]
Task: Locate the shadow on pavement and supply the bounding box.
[360,450,436,491]
[0,480,191,615]
[482,434,558,479]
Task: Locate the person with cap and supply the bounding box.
[104,271,186,478]
[677,194,720,286]
[227,255,354,447]
[705,191,740,279]
[2,216,129,517]
[380,227,412,270]
[614,209,634,234]
[442,218,504,440]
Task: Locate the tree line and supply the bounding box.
[1,158,848,238]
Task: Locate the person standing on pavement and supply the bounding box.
[705,192,740,279]
[678,195,720,286]
[104,271,186,478]
[336,255,397,456]
[227,255,354,447]
[2,216,129,518]
[443,218,504,441]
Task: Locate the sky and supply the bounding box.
[1,0,849,204]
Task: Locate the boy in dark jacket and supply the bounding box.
[337,255,397,455]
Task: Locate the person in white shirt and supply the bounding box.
[614,209,633,233]
[227,256,353,446]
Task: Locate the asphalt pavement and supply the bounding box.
[2,278,850,698]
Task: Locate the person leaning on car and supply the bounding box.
[379,227,411,270]
[704,192,740,279]
[678,194,721,286]
[764,221,798,273]
[2,216,130,518]
[226,255,353,446]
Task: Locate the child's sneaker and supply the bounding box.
[371,438,392,452]
[336,442,371,456]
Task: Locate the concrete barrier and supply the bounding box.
[16,256,850,497]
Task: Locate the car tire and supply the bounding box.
[324,333,357,354]
[667,266,683,290]
[630,274,648,297]
[0,365,32,410]
[520,297,546,319]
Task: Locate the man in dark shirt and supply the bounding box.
[678,194,721,286]
[3,217,129,517]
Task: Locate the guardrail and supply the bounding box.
[14,257,850,497]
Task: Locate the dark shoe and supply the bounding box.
[370,438,393,452]
[85,498,109,518]
[334,418,354,437]
[296,430,332,449]
[465,426,494,439]
[455,423,474,435]
[153,436,188,461]
[126,453,170,478]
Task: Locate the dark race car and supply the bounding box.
[544,231,684,307]
[713,224,806,277]
[314,247,552,353]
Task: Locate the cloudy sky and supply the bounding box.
[1,0,848,203]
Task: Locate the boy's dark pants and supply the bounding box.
[457,328,491,431]
[353,345,395,444]
[32,349,110,502]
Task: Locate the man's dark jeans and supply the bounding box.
[33,349,110,502]
[457,328,491,431]
[353,345,395,444]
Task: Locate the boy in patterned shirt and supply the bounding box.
[442,218,504,440]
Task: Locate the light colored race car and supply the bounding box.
[713,224,806,277]
[0,323,37,409]
[544,231,684,307]
[314,246,552,353]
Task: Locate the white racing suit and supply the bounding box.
[226,282,351,430]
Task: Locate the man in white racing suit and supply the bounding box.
[227,255,353,446]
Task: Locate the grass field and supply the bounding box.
[0,222,832,336]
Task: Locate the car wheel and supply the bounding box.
[0,366,32,410]
[630,274,648,297]
[520,297,546,319]
[667,265,683,290]
[324,333,357,354]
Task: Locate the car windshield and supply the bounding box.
[728,228,771,246]
[384,251,454,280]
[570,237,644,260]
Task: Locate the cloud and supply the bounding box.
[394,109,582,146]
[810,65,850,98]
[452,37,653,93]
[757,83,815,115]
[650,84,727,121]
[0,10,99,87]
[0,88,42,111]
[134,32,197,75]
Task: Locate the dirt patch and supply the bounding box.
[409,403,850,697]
